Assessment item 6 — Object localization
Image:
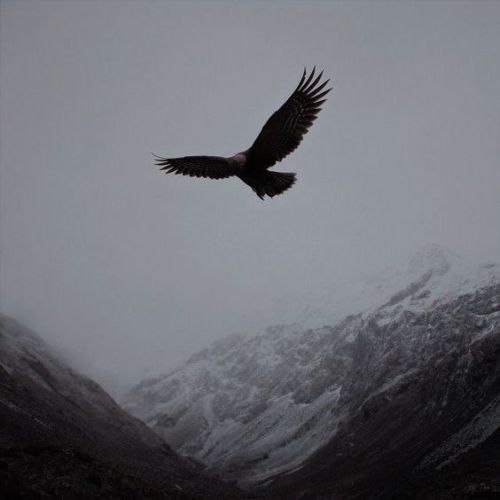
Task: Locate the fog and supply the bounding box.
[1,1,499,392]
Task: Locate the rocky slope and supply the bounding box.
[268,284,500,499]
[0,315,244,499]
[123,249,500,498]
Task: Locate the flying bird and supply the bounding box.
[154,68,331,199]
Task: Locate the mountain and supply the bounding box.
[262,245,497,330]
[123,248,500,498]
[0,315,244,499]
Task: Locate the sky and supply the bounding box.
[1,1,499,392]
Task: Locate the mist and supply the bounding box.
[1,1,499,392]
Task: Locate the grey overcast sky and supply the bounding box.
[1,1,499,391]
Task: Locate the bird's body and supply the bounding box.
[155,68,331,199]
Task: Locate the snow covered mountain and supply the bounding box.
[123,247,500,498]
[0,315,243,498]
[265,245,498,330]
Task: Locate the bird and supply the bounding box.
[154,67,331,199]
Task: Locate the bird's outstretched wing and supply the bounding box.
[249,68,331,169]
[154,155,238,179]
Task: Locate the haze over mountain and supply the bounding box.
[0,315,243,499]
[2,1,500,393]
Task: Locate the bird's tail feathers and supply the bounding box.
[252,171,297,199]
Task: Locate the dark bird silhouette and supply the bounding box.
[154,68,331,199]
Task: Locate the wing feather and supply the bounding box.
[248,68,332,169]
[154,155,238,180]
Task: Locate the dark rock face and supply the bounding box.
[125,261,499,499]
[0,315,244,499]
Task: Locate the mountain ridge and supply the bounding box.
[0,314,244,499]
[123,249,500,498]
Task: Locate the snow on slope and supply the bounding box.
[123,246,500,486]
[290,244,499,329]
[124,323,347,481]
